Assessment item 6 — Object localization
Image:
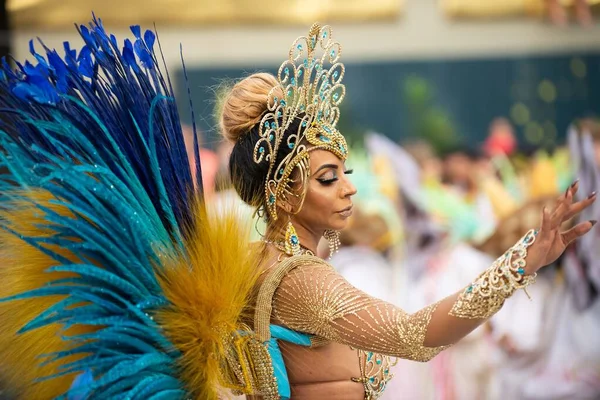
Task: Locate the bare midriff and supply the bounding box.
[247,341,365,400]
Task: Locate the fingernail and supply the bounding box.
[591,220,598,227]
[588,192,597,199]
[571,179,580,188]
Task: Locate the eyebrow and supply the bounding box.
[314,163,338,175]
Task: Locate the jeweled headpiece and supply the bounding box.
[253,23,348,220]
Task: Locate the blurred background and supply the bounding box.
[3,0,600,399]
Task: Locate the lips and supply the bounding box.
[338,205,353,218]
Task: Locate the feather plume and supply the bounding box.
[155,198,262,399]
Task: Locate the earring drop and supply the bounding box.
[324,229,341,259]
[285,220,302,256]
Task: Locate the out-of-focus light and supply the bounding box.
[511,103,530,126]
[570,58,587,79]
[7,0,44,12]
[538,80,557,103]
[525,121,543,144]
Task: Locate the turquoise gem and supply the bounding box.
[369,377,375,383]
[323,31,328,39]
[304,59,308,67]
[269,134,274,141]
[284,67,289,76]
[264,121,269,128]
[271,122,276,129]
[259,147,265,153]
[279,168,284,176]
[518,268,525,275]
[297,44,303,51]
[333,93,339,101]
[290,235,299,245]
[298,69,303,77]
[385,369,389,374]
[288,89,292,96]
[330,49,335,58]
[367,352,373,361]
[333,71,338,79]
[376,359,382,365]
[291,77,296,86]
[277,111,282,118]
[288,142,295,149]
[321,136,331,143]
[269,194,275,204]
[280,99,286,106]
[323,125,331,133]
[301,121,307,127]
[274,96,278,103]
[466,285,473,293]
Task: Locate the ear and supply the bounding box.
[276,199,293,214]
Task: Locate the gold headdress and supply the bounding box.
[253,23,349,221]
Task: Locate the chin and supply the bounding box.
[328,219,349,231]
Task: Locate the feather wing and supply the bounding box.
[0,16,260,399]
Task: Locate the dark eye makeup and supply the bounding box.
[316,168,354,185]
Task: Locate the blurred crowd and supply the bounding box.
[191,116,600,400]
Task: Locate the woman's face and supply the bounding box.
[292,149,357,232]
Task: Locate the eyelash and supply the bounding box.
[317,169,354,185]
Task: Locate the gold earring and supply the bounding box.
[324,229,341,259]
[285,219,301,256]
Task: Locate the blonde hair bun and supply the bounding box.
[219,72,280,143]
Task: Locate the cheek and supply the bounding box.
[303,185,336,217]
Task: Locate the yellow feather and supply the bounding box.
[153,196,262,399]
[0,190,95,399]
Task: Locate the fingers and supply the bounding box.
[538,206,551,239]
[550,183,575,228]
[561,220,597,245]
[564,191,597,221]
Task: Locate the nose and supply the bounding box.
[341,175,357,198]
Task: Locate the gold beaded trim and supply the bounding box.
[449,229,538,319]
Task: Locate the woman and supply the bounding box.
[215,23,597,399]
[0,19,596,400]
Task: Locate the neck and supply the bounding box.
[267,218,322,255]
